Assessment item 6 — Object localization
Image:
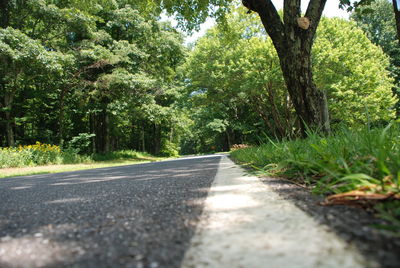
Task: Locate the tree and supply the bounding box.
[313,18,396,126]
[65,0,335,134]
[351,0,400,114]
[341,0,400,42]
[161,0,330,133]
[0,0,186,155]
[183,11,396,149]
[0,27,70,146]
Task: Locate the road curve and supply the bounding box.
[0,155,222,268]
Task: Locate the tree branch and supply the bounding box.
[305,0,327,39]
[242,0,285,51]
[283,0,301,26]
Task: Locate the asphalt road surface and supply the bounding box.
[0,155,222,268]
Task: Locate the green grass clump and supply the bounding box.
[231,124,400,194]
[231,124,400,233]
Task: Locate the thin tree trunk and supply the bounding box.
[58,86,68,146]
[226,130,231,150]
[90,112,96,154]
[105,112,110,153]
[250,96,278,137]
[153,123,161,155]
[170,127,174,143]
[0,0,10,28]
[264,83,287,137]
[141,127,145,152]
[4,90,15,147]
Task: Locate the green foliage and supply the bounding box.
[66,133,96,154]
[0,143,161,168]
[313,18,397,125]
[0,1,186,156]
[231,124,400,196]
[351,0,400,114]
[182,10,397,152]
[160,140,180,157]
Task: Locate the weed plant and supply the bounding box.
[0,142,64,168]
[0,142,86,168]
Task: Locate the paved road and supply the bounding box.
[0,155,222,268]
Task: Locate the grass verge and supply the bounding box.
[0,150,168,178]
[230,123,400,235]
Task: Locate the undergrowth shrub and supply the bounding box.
[0,142,89,168]
[160,140,180,157]
[0,142,63,168]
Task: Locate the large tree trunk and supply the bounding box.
[279,47,330,134]
[243,0,330,134]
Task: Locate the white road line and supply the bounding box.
[182,156,377,268]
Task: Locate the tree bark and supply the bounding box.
[153,123,161,155]
[104,111,110,153]
[226,129,231,150]
[393,0,400,42]
[141,126,145,152]
[243,0,330,134]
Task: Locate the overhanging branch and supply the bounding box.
[242,0,285,50]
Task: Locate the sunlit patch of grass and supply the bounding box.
[0,150,170,178]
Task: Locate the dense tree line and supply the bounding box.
[1,0,399,155]
[0,0,186,155]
